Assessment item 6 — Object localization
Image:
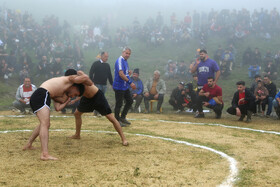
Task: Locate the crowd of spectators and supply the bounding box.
[0,6,279,119]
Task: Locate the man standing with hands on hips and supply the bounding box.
[113,47,136,127]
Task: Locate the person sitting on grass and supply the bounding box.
[227,81,256,123]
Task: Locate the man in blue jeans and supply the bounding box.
[113,47,136,126]
[263,75,277,117]
[272,90,280,119]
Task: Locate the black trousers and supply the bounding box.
[196,95,223,115]
[169,96,184,110]
[114,89,133,120]
[132,94,143,110]
[144,94,164,111]
[227,103,254,116]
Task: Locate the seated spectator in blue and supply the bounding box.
[130,68,143,113]
[272,90,280,119]
[248,64,261,78]
[227,81,255,122]
[254,80,268,115]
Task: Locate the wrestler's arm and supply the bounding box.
[69,71,93,86]
[53,98,71,111]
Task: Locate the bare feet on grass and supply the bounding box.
[70,134,80,139]
[41,153,58,161]
[122,140,129,146]
[23,144,36,151]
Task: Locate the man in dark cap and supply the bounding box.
[169,81,185,113]
[130,68,144,113]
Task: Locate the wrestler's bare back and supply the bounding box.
[40,77,74,103]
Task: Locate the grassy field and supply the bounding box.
[0,111,280,186]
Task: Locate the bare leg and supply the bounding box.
[70,109,83,139]
[37,107,58,160]
[106,113,128,146]
[23,124,40,150]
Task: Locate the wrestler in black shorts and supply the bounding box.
[77,90,112,115]
[30,88,51,113]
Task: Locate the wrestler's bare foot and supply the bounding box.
[70,134,80,139]
[23,144,36,151]
[41,154,58,161]
[122,141,129,146]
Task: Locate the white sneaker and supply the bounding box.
[185,109,193,113]
[175,110,182,113]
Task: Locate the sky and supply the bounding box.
[1,0,279,25]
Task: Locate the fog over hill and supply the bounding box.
[1,0,279,25]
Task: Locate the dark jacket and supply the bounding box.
[231,88,255,108]
[264,82,277,98]
[170,87,183,102]
[89,60,113,85]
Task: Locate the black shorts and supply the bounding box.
[77,90,112,115]
[30,88,51,113]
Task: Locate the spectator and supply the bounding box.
[262,61,278,80]
[113,47,136,126]
[195,77,223,119]
[214,45,224,66]
[165,59,177,79]
[177,60,187,77]
[19,51,32,70]
[129,68,143,113]
[37,56,50,79]
[221,48,234,72]
[144,70,166,114]
[191,49,220,92]
[227,81,255,122]
[250,74,262,93]
[89,51,113,94]
[248,64,261,78]
[50,57,63,77]
[12,77,37,114]
[263,75,277,117]
[169,82,185,112]
[272,90,280,119]
[254,80,269,115]
[252,48,262,66]
[242,47,253,66]
[182,83,197,112]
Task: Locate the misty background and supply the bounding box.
[2,0,279,26]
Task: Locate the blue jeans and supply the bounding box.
[273,99,279,108]
[266,97,274,115]
[95,84,107,94]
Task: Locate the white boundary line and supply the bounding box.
[1,115,279,136]
[0,129,237,187]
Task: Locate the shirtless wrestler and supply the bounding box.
[23,72,90,160]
